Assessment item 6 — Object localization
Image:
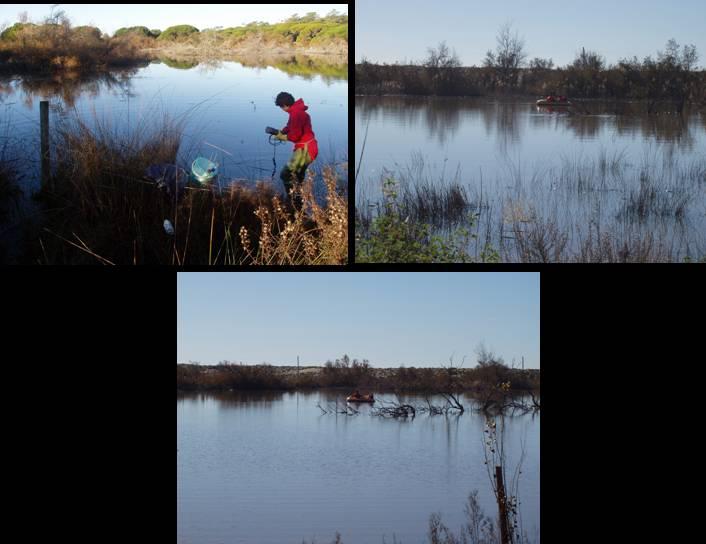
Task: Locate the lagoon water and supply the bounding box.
[355,96,706,259]
[1,57,348,197]
[177,391,540,544]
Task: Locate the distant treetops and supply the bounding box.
[111,11,347,43]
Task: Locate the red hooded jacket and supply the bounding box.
[281,99,318,161]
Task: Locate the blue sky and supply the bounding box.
[0,4,347,36]
[177,273,540,369]
[355,0,706,68]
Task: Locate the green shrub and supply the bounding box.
[114,26,152,38]
[157,25,200,41]
[356,177,496,263]
[0,22,36,41]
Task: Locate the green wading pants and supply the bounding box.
[280,147,313,211]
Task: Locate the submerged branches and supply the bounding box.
[371,400,416,419]
[317,401,359,416]
[370,395,466,419]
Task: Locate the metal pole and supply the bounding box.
[40,101,50,189]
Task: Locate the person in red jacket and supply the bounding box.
[266,92,319,210]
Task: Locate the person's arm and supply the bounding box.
[281,111,304,142]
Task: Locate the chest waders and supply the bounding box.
[281,138,315,210]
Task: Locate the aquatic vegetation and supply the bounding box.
[356,176,498,264]
[12,106,346,265]
[356,151,706,263]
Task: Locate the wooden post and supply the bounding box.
[495,466,511,544]
[297,355,300,383]
[40,101,50,189]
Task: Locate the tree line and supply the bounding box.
[356,23,705,111]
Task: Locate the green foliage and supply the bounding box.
[114,26,152,38]
[269,57,348,81]
[217,15,347,45]
[0,22,36,41]
[149,29,161,38]
[683,255,706,263]
[157,25,200,41]
[158,57,199,70]
[356,177,496,263]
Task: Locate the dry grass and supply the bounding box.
[176,362,540,393]
[0,23,151,75]
[21,108,347,265]
[238,168,347,265]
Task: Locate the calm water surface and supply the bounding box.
[1,57,348,196]
[0,58,346,260]
[355,96,706,258]
[177,390,540,544]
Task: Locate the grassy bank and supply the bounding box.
[7,109,347,265]
[176,359,540,394]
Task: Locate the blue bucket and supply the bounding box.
[191,157,218,183]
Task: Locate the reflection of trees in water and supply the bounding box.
[614,114,695,152]
[234,53,347,83]
[530,101,701,149]
[0,69,140,109]
[356,97,706,153]
[561,114,603,140]
[356,96,468,146]
[480,103,523,155]
[177,390,285,407]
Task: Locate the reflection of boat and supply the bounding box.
[346,394,375,403]
[536,99,571,107]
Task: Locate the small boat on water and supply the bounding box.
[536,96,571,107]
[346,394,375,403]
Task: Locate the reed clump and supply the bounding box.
[357,152,706,263]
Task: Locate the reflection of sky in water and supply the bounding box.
[178,391,540,544]
[1,60,348,196]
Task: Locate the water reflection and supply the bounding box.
[177,390,285,407]
[356,95,702,151]
[0,54,347,107]
[0,68,141,108]
[177,390,540,544]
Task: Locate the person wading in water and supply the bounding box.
[266,92,319,211]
